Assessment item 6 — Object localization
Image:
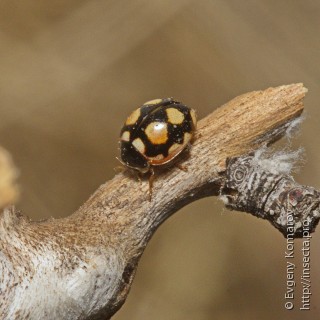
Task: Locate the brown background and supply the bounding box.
[1,1,319,319]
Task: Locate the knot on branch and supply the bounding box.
[221,152,320,237]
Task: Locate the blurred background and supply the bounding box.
[0,0,319,319]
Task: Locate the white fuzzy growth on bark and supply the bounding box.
[0,208,124,320]
[252,146,303,176]
[252,116,305,176]
[285,115,304,139]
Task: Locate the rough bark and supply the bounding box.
[0,84,313,319]
[222,154,320,236]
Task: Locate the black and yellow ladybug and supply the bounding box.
[119,98,197,197]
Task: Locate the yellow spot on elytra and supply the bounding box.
[143,98,163,105]
[166,108,184,124]
[126,108,141,125]
[132,138,146,154]
[121,131,130,142]
[149,154,164,161]
[145,122,168,144]
[190,109,197,127]
[168,143,183,155]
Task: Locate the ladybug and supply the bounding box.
[119,98,197,198]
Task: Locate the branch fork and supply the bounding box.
[1,83,317,320]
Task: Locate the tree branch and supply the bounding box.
[0,84,312,320]
[0,146,19,210]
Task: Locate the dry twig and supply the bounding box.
[0,84,314,319]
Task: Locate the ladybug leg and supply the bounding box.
[137,171,143,184]
[114,165,126,173]
[128,170,143,184]
[148,168,155,201]
[176,164,188,172]
[193,131,202,140]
